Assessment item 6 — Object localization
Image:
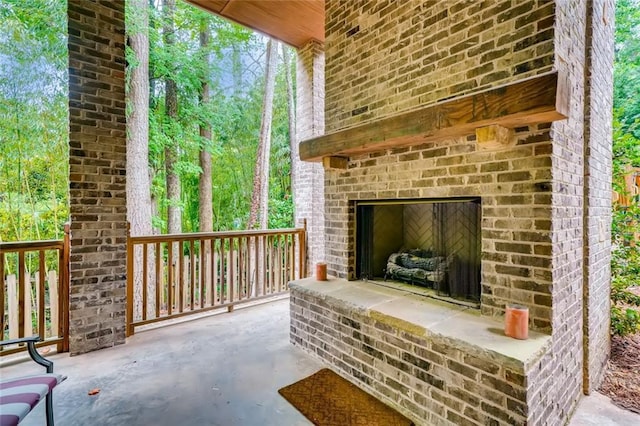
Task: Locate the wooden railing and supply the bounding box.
[126,224,307,335]
[0,225,70,355]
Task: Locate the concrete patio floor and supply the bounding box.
[1,296,323,426]
[1,296,639,425]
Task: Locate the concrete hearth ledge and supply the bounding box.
[289,277,551,370]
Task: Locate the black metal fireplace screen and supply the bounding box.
[355,198,481,302]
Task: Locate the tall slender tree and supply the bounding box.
[283,45,297,210]
[163,0,181,234]
[126,0,153,238]
[198,21,213,233]
[126,0,154,317]
[247,39,278,229]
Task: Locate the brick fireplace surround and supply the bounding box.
[290,1,614,425]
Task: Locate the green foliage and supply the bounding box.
[611,0,640,336]
[614,0,640,139]
[611,305,640,336]
[1,1,296,244]
[0,0,68,242]
[145,2,295,233]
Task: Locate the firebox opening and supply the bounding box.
[355,198,481,304]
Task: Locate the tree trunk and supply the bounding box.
[126,0,154,319]
[232,44,243,97]
[283,45,297,209]
[199,22,213,233]
[198,21,214,303]
[247,39,278,230]
[163,0,181,235]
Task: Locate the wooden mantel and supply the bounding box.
[299,71,569,162]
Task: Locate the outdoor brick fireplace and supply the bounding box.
[290,1,614,425]
[355,198,481,303]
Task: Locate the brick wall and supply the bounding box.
[67,0,127,355]
[522,0,592,421]
[293,0,615,424]
[295,40,326,271]
[325,0,555,132]
[322,0,563,330]
[325,128,555,331]
[291,285,535,425]
[582,0,614,393]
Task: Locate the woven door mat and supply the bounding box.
[278,368,414,426]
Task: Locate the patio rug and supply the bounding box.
[278,368,414,426]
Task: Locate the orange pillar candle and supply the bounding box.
[504,305,529,340]
[316,263,327,281]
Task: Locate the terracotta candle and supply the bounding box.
[316,263,327,281]
[504,305,529,340]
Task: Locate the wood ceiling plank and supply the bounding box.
[185,0,324,48]
[186,0,228,13]
[299,72,569,162]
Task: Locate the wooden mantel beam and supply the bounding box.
[299,71,568,162]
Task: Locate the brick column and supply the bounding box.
[295,40,325,272]
[67,0,127,355]
[582,0,614,393]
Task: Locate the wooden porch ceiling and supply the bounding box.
[184,0,324,48]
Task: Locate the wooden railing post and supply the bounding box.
[0,249,4,345]
[126,222,134,337]
[301,219,307,278]
[60,223,70,352]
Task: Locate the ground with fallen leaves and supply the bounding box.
[599,287,640,415]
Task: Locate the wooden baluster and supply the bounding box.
[274,236,278,292]
[289,233,295,282]
[253,236,259,298]
[38,250,46,339]
[142,243,148,321]
[242,237,251,299]
[228,238,236,302]
[220,238,226,304]
[167,242,173,316]
[200,239,205,309]
[48,271,58,339]
[238,237,245,300]
[190,240,195,311]
[155,242,161,318]
[178,241,184,313]
[18,251,25,338]
[272,236,277,293]
[300,221,307,278]
[278,235,284,292]
[266,235,271,294]
[211,239,219,306]
[282,235,288,290]
[8,274,17,339]
[24,270,32,337]
[261,235,267,296]
[0,251,5,343]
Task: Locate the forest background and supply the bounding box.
[0,0,296,243]
[0,0,639,333]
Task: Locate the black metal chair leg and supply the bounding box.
[46,390,55,426]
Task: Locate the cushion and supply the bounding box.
[0,374,64,426]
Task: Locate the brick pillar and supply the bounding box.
[295,40,325,272]
[68,0,127,355]
[582,0,614,393]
